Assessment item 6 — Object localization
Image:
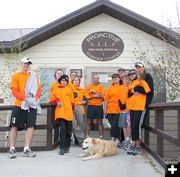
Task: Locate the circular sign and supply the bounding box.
[82,31,124,61]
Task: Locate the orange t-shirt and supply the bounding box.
[104,84,121,114]
[10,71,41,107]
[50,81,60,95]
[119,84,130,112]
[50,86,75,121]
[85,83,104,106]
[68,82,75,92]
[126,79,151,110]
[74,86,85,114]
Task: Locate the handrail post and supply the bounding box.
[144,110,150,146]
[46,106,53,150]
[52,106,60,147]
[155,109,164,157]
[178,110,180,142]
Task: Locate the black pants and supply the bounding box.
[130,110,144,141]
[58,119,72,149]
[107,114,120,139]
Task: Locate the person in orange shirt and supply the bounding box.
[118,75,132,150]
[67,71,77,92]
[71,76,86,145]
[9,57,41,159]
[50,68,64,95]
[128,69,137,81]
[126,61,152,156]
[85,75,104,138]
[104,73,121,145]
[118,68,126,85]
[50,74,75,155]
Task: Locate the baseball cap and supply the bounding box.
[111,73,120,78]
[128,69,136,76]
[21,57,32,64]
[134,61,145,68]
[118,68,125,72]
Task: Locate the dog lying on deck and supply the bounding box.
[80,137,118,161]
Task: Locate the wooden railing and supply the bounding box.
[142,102,180,169]
[1,101,180,169]
[0,103,59,152]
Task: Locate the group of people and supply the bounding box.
[8,57,154,159]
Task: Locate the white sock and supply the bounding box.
[10,146,15,150]
[24,146,29,151]
[125,137,130,141]
[111,137,115,141]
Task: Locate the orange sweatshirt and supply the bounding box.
[126,79,151,110]
[50,81,60,95]
[68,82,75,92]
[10,71,41,107]
[50,85,75,121]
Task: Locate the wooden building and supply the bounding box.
[0,0,180,158]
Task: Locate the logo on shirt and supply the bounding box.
[11,117,16,124]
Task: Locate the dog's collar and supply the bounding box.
[82,147,89,150]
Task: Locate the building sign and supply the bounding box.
[82,31,124,61]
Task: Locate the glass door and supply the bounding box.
[85,67,119,89]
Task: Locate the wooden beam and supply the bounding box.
[0,98,4,103]
[155,110,164,157]
[144,126,180,147]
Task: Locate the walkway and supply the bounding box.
[0,146,164,177]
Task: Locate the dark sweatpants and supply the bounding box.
[130,110,144,141]
[58,118,72,149]
[107,114,120,139]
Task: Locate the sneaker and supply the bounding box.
[127,146,141,155]
[127,146,135,155]
[131,147,141,155]
[74,139,79,145]
[99,136,103,139]
[59,148,65,155]
[23,148,36,158]
[124,140,132,150]
[114,139,120,146]
[64,148,69,153]
[118,141,125,149]
[9,148,16,159]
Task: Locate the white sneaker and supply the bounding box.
[114,139,120,146]
[23,148,36,158]
[9,148,16,159]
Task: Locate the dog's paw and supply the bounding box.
[82,157,89,161]
[77,154,85,157]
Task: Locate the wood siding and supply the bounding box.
[0,14,180,157]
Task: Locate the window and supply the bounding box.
[40,68,67,103]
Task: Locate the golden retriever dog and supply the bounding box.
[80,137,118,161]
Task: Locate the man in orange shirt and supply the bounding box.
[50,74,75,155]
[85,75,104,138]
[9,57,41,159]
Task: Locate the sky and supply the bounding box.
[0,0,179,29]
